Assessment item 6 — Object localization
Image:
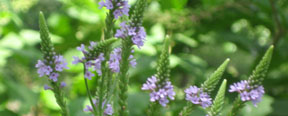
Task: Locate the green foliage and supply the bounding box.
[201,59,230,93]
[248,45,274,86]
[208,79,227,116]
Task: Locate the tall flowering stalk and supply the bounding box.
[36,12,69,116]
[141,37,176,116]
[72,39,117,116]
[115,0,147,116]
[179,59,230,116]
[228,45,274,116]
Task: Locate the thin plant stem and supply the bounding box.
[83,63,97,115]
[51,82,69,116]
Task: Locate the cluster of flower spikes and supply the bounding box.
[229,80,264,106]
[184,86,212,108]
[115,21,146,49]
[36,54,69,89]
[108,47,136,73]
[83,99,113,116]
[99,0,130,19]
[72,41,105,80]
[142,75,176,107]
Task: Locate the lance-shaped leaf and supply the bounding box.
[201,58,230,93]
[248,45,274,87]
[208,79,227,116]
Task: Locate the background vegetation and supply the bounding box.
[0,0,288,115]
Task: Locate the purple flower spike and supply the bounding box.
[184,85,212,108]
[229,80,265,107]
[142,75,175,107]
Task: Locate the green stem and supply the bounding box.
[179,102,195,116]
[51,82,69,116]
[118,39,133,116]
[98,71,105,116]
[147,102,161,116]
[227,96,245,116]
[83,64,97,115]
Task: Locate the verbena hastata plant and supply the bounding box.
[36,0,147,116]
[35,0,274,116]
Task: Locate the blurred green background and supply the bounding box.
[0,0,288,116]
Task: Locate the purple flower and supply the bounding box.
[83,105,93,112]
[60,82,67,88]
[229,80,265,107]
[54,55,69,71]
[83,99,113,115]
[93,53,105,76]
[109,48,122,73]
[229,80,250,92]
[35,60,53,77]
[44,84,52,90]
[184,86,212,108]
[142,76,175,107]
[115,22,146,48]
[159,97,169,107]
[185,86,199,95]
[150,91,159,102]
[88,41,97,50]
[199,92,212,108]
[49,72,59,82]
[98,0,113,9]
[72,56,82,64]
[84,71,95,80]
[77,44,87,54]
[104,104,113,115]
[99,0,130,19]
[113,1,130,19]
[141,76,158,90]
[131,27,146,48]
